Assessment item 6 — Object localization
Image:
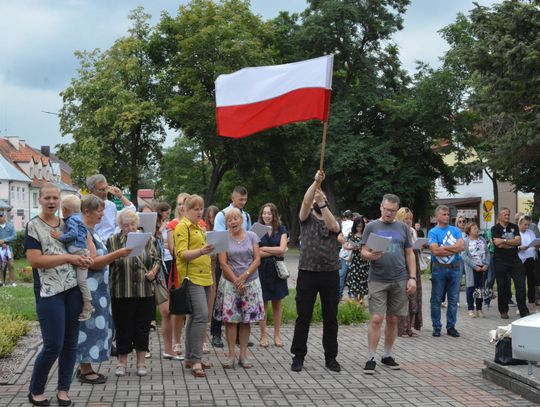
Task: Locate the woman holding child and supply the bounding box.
[25,183,93,406]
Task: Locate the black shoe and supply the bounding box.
[28,393,50,406]
[56,395,72,407]
[291,357,303,372]
[381,356,400,370]
[432,329,441,337]
[211,335,224,348]
[363,359,376,374]
[500,312,509,319]
[325,358,341,372]
[447,327,460,338]
[236,339,254,347]
[248,341,254,347]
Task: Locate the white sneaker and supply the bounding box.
[11,283,17,287]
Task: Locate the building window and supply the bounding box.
[32,192,38,208]
[11,186,15,200]
[38,168,42,179]
[29,166,34,178]
[17,186,20,201]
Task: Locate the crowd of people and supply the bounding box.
[23,171,540,405]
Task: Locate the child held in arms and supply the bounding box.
[50,194,96,321]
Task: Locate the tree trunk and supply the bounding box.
[491,170,499,216]
[204,160,229,206]
[533,189,540,219]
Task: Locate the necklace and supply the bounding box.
[231,232,245,244]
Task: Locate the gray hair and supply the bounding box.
[86,174,107,191]
[117,208,139,227]
[381,193,400,206]
[435,205,449,215]
[81,194,104,213]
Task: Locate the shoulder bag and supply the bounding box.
[274,258,290,279]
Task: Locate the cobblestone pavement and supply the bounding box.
[1,254,538,406]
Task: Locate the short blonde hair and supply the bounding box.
[224,207,243,227]
[184,194,204,211]
[175,192,190,218]
[62,194,81,213]
[117,208,139,227]
[396,207,412,222]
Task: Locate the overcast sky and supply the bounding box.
[0,0,496,152]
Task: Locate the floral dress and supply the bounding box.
[345,233,369,297]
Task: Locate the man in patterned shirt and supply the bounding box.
[428,205,464,338]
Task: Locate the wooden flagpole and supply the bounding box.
[319,121,328,172]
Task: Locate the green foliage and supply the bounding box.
[0,286,37,321]
[0,313,28,357]
[442,1,540,213]
[58,7,165,193]
[265,289,370,325]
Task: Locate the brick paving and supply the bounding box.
[1,254,538,406]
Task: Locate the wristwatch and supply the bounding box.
[504,238,507,244]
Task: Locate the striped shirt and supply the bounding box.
[107,232,161,299]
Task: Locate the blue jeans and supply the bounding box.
[431,264,461,330]
[338,258,349,298]
[30,287,82,395]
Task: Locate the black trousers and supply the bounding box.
[111,296,154,354]
[290,269,339,361]
[495,259,528,317]
[523,257,537,304]
[210,262,222,337]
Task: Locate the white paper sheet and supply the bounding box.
[413,238,428,250]
[528,238,540,248]
[138,212,158,234]
[250,222,272,238]
[206,231,229,255]
[126,232,152,257]
[365,233,392,253]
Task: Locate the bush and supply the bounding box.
[265,289,370,325]
[16,266,33,283]
[0,313,29,357]
[12,231,25,260]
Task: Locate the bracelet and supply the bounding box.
[408,277,416,281]
[318,203,328,209]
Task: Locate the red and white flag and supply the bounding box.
[215,55,333,138]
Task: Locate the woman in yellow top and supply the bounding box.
[174,194,214,377]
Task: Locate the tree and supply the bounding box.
[442,2,540,216]
[58,7,165,194]
[149,0,275,205]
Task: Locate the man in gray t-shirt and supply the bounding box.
[360,194,416,375]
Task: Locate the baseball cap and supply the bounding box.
[342,210,352,218]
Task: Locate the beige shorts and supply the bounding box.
[367,280,409,317]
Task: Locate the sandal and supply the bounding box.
[221,356,235,369]
[259,337,269,348]
[191,366,206,377]
[202,342,210,354]
[149,322,157,331]
[274,338,283,347]
[238,357,253,369]
[185,360,213,369]
[78,371,107,384]
[407,331,419,337]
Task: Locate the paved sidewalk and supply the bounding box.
[1,274,538,406]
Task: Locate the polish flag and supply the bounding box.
[215,55,333,138]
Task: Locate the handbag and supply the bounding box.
[274,259,290,279]
[169,225,193,315]
[494,337,527,365]
[169,277,192,315]
[153,277,168,305]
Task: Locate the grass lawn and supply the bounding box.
[0,285,37,321]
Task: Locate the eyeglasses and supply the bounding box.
[382,207,397,214]
[457,220,465,224]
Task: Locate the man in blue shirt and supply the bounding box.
[0,211,17,287]
[428,205,465,338]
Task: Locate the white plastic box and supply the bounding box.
[512,312,540,361]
